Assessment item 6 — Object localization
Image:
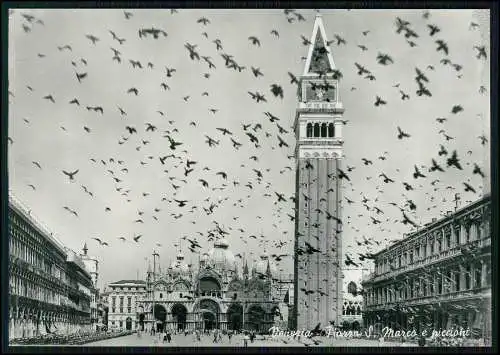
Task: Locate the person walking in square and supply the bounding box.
[243,332,249,347]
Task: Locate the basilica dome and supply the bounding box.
[169,252,190,276]
[254,252,278,276]
[207,238,236,271]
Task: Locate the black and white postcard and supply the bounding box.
[5,6,493,349]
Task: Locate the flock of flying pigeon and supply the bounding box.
[9,9,489,292]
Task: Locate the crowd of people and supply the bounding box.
[10,328,134,346]
[141,327,263,347]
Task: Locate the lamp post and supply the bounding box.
[152,250,159,332]
[242,300,246,331]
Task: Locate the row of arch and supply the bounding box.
[306,122,335,138]
[342,302,362,316]
[9,306,90,340]
[149,301,280,332]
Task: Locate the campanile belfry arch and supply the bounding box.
[293,14,345,330]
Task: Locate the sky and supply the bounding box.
[8,8,491,291]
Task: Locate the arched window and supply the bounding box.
[313,123,320,137]
[199,277,221,293]
[328,123,335,137]
[321,123,327,137]
[347,281,357,295]
[306,123,313,137]
[356,305,361,315]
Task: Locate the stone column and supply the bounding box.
[40,310,44,336]
[13,307,18,339]
[9,314,14,340]
[481,261,487,288]
[23,314,27,338]
[445,311,452,329]
[25,313,30,338]
[11,317,15,340]
[16,317,21,339]
[20,314,24,339]
[471,263,477,290]
[459,265,465,292]
[28,314,33,338]
[36,311,41,336]
[459,313,466,329]
[468,311,474,330]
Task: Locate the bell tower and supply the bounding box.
[293,14,345,330]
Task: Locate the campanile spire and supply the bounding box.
[303,14,336,76]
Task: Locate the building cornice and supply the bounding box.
[371,194,491,259]
[8,193,67,257]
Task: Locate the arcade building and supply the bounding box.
[362,195,492,342]
[8,194,94,341]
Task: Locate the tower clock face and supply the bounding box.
[304,82,336,102]
[315,88,325,100]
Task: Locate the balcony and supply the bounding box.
[365,287,491,312]
[296,102,344,115]
[68,285,92,303]
[9,255,67,291]
[298,138,344,147]
[193,291,222,299]
[297,102,342,110]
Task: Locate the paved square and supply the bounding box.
[84,333,415,347]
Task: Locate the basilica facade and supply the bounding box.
[134,238,291,333]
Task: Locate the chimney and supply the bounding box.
[431,218,437,223]
[446,211,453,216]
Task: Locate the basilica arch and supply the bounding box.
[227,303,243,331]
[153,304,166,332]
[153,279,169,290]
[172,280,190,292]
[197,276,222,298]
[194,298,221,330]
[171,303,188,331]
[246,304,266,332]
